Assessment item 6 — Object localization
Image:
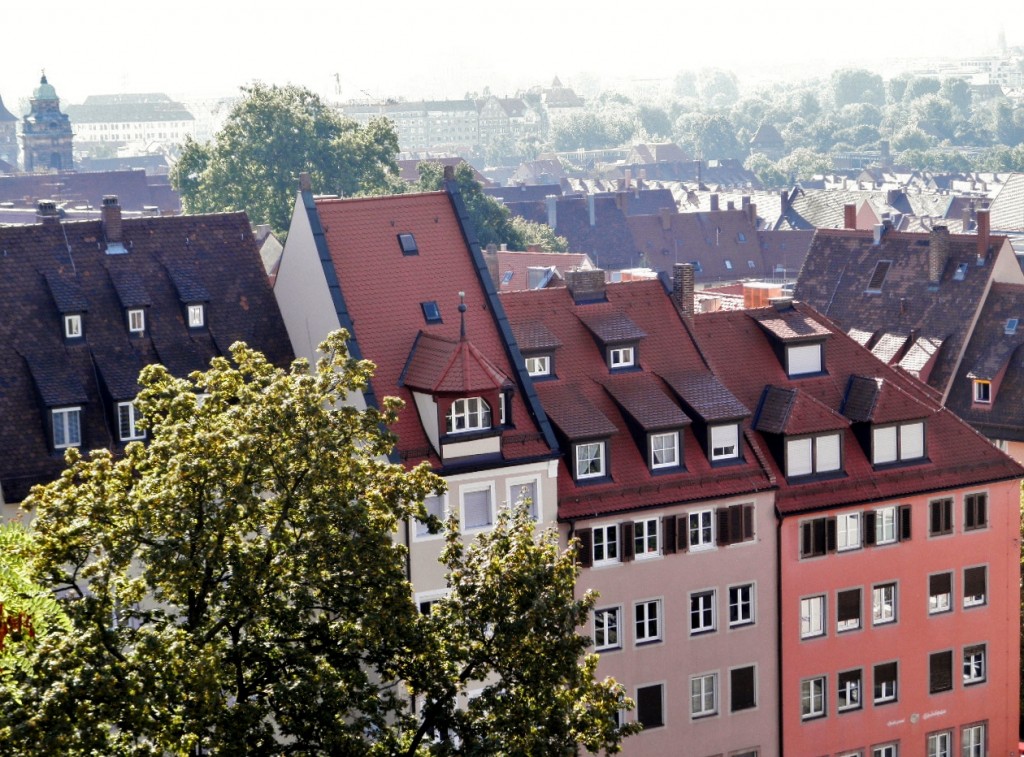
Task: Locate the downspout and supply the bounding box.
[776,511,784,757]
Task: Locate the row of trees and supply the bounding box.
[0,333,634,754]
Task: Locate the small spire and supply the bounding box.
[458,291,467,340]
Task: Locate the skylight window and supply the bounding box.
[501,270,514,285]
[954,263,968,281]
[866,260,891,293]
[421,301,441,323]
[724,259,733,270]
[398,233,419,255]
[1005,318,1018,335]
[747,260,756,269]
[691,260,703,273]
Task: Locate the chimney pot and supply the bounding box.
[36,200,58,225]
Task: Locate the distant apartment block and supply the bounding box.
[65,93,196,148]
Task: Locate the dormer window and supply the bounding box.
[650,431,680,469]
[787,343,823,376]
[973,380,991,404]
[446,397,491,434]
[609,345,635,369]
[117,401,145,441]
[710,423,739,461]
[187,304,205,328]
[575,441,606,479]
[64,314,82,339]
[872,421,925,465]
[52,406,82,449]
[526,354,551,377]
[398,233,418,255]
[786,433,842,478]
[128,308,145,335]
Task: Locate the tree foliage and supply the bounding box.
[170,83,403,234]
[0,333,625,755]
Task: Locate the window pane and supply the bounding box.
[636,684,664,728]
[873,426,897,464]
[788,343,822,375]
[816,433,841,472]
[711,424,738,460]
[900,422,924,459]
[787,438,813,477]
[463,490,492,529]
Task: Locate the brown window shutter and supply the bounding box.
[801,521,812,557]
[728,505,743,545]
[678,516,689,551]
[898,505,912,541]
[621,522,635,562]
[930,572,951,596]
[837,588,861,624]
[964,566,986,597]
[577,528,593,567]
[743,504,755,540]
[662,515,677,554]
[863,510,876,545]
[826,517,837,552]
[717,508,730,545]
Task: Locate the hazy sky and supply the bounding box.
[4,2,1023,106]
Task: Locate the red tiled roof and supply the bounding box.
[754,386,849,435]
[402,332,510,394]
[753,307,833,342]
[601,373,691,431]
[492,250,594,293]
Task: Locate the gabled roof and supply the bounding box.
[752,306,831,343]
[840,375,931,424]
[0,169,180,212]
[402,332,510,394]
[489,249,594,293]
[576,310,646,344]
[509,319,561,351]
[989,172,1024,231]
[658,370,749,422]
[754,386,848,435]
[601,373,691,431]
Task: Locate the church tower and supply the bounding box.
[21,73,74,173]
[0,94,17,171]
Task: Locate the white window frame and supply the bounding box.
[187,303,205,328]
[800,676,825,719]
[525,354,550,377]
[633,517,659,559]
[837,668,862,712]
[575,441,605,479]
[687,509,714,550]
[414,492,446,540]
[52,406,82,449]
[592,523,619,566]
[117,401,145,441]
[593,606,621,651]
[873,422,925,464]
[728,583,754,627]
[962,724,985,757]
[873,745,898,757]
[875,505,897,544]
[874,662,898,704]
[787,342,822,376]
[709,423,739,461]
[973,379,991,404]
[64,313,82,338]
[963,644,985,685]
[872,583,896,625]
[634,599,662,644]
[690,671,718,718]
[506,478,540,521]
[690,589,716,635]
[446,397,492,434]
[650,431,679,469]
[837,512,861,551]
[414,589,449,616]
[929,572,952,614]
[927,731,952,757]
[786,437,813,477]
[800,595,825,639]
[128,308,145,334]
[609,345,634,368]
[460,484,495,532]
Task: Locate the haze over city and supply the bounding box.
[6,0,1024,104]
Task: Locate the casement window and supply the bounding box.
[728,584,754,627]
[525,355,550,377]
[690,590,716,635]
[415,493,445,538]
[872,745,898,757]
[929,497,953,536]
[973,379,991,403]
[963,566,986,607]
[963,644,985,685]
[787,342,823,376]
[415,590,448,616]
[786,433,842,477]
[52,406,82,449]
[800,516,835,557]
[927,731,952,757]
[688,509,715,550]
[649,431,679,469]
[837,513,861,551]
[872,421,925,464]
[872,583,896,625]
[690,672,717,718]
[730,665,756,711]
[929,650,953,694]
[929,573,952,614]
[873,661,897,704]
[608,345,635,369]
[462,487,493,531]
[574,441,605,479]
[716,503,755,546]
[117,401,145,441]
[634,599,661,644]
[636,684,664,729]
[800,676,825,719]
[837,668,862,712]
[508,480,539,521]
[863,504,911,546]
[633,518,659,558]
[127,308,145,334]
[961,723,985,757]
[593,607,621,651]
[187,303,205,328]
[837,588,861,632]
[800,595,825,638]
[709,423,739,461]
[964,493,987,531]
[446,397,492,434]
[592,524,619,566]
[64,313,83,339]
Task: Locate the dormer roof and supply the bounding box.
[402,332,510,394]
[542,383,618,440]
[659,370,749,422]
[601,373,690,431]
[841,375,931,424]
[755,386,849,435]
[509,320,561,352]
[43,270,88,313]
[752,306,831,343]
[576,310,646,344]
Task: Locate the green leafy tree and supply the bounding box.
[697,68,740,107]
[903,76,941,102]
[170,83,403,234]
[637,105,673,140]
[830,68,885,108]
[940,77,972,117]
[744,152,787,188]
[778,148,833,182]
[673,112,741,160]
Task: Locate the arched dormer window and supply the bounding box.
[446,397,492,434]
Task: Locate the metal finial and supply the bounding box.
[458,291,467,339]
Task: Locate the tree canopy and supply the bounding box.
[170,83,403,234]
[0,332,630,755]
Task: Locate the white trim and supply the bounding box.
[187,303,205,328]
[459,483,495,532]
[505,476,541,522]
[64,313,82,338]
[413,492,447,541]
[127,308,145,334]
[52,406,82,449]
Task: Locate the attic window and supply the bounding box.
[787,343,823,377]
[709,423,739,462]
[187,304,205,328]
[786,433,842,478]
[446,397,492,434]
[1005,318,1018,335]
[866,260,891,293]
[872,421,925,465]
[421,301,442,323]
[501,270,514,285]
[747,260,756,269]
[398,233,418,255]
[691,261,703,273]
[64,314,83,339]
[52,406,82,450]
[954,263,968,281]
[737,232,747,243]
[128,308,145,335]
[609,345,635,369]
[724,260,733,270]
[525,354,551,377]
[973,379,991,404]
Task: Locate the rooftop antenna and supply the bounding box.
[458,291,467,340]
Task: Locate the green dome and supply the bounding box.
[33,74,57,101]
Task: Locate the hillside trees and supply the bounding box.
[170,83,403,234]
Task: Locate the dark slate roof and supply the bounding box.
[576,310,646,344]
[0,169,180,212]
[43,270,89,313]
[484,184,563,203]
[601,373,691,431]
[164,257,212,302]
[658,370,750,422]
[542,384,619,440]
[65,94,194,124]
[754,385,849,435]
[0,212,293,503]
[989,173,1024,231]
[509,319,561,351]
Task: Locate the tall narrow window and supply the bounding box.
[594,607,621,651]
[709,424,739,461]
[929,498,953,536]
[729,584,754,627]
[929,650,953,694]
[837,588,861,631]
[837,669,862,711]
[872,583,896,625]
[690,673,717,718]
[690,590,716,634]
[873,661,897,704]
[800,595,825,638]
[52,407,82,449]
[964,493,987,530]
[117,401,144,441]
[462,488,493,531]
[64,313,83,339]
[128,308,145,334]
[633,518,659,558]
[730,666,756,711]
[187,304,205,328]
[592,524,619,566]
[963,566,986,607]
[963,644,985,685]
[636,684,664,729]
[929,572,952,614]
[650,431,679,469]
[800,676,825,719]
[634,600,661,644]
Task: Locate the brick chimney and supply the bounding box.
[660,207,673,231]
[588,194,596,227]
[844,203,857,230]
[929,225,950,285]
[564,268,607,303]
[710,194,719,212]
[102,195,122,243]
[976,209,990,263]
[748,202,758,226]
[545,195,558,230]
[36,200,58,225]
[672,262,696,319]
[780,189,790,215]
[443,164,455,181]
[299,172,312,192]
[483,244,499,287]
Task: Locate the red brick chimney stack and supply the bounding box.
[976,209,990,262]
[102,195,122,243]
[844,203,857,230]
